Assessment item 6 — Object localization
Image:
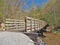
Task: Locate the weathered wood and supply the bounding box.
[30,18,32,31]
[5,17,47,32]
[25,17,27,32]
[5,19,25,32]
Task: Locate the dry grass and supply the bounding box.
[41,33,60,45]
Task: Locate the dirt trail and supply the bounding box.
[41,33,60,45]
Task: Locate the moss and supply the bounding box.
[56,31,60,34]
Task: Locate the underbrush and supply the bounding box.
[56,31,60,34]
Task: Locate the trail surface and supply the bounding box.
[42,33,60,45]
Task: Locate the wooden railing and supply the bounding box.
[5,17,47,32]
[5,19,25,32]
[25,17,47,32]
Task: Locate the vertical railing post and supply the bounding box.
[25,17,27,32]
[36,20,38,29]
[37,21,38,30]
[37,21,39,30]
[30,18,32,31]
[39,21,40,29]
[34,19,36,31]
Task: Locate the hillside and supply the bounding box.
[0,0,60,27]
[42,33,60,45]
[40,0,60,27]
[0,0,5,22]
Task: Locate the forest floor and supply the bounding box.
[41,32,60,45]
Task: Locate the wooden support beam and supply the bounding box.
[25,17,27,32]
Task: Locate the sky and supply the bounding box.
[21,0,48,11]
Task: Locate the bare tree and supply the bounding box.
[4,0,21,19]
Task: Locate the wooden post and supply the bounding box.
[37,20,38,30]
[39,21,40,29]
[37,21,38,30]
[30,18,32,31]
[25,17,27,32]
[34,19,36,31]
